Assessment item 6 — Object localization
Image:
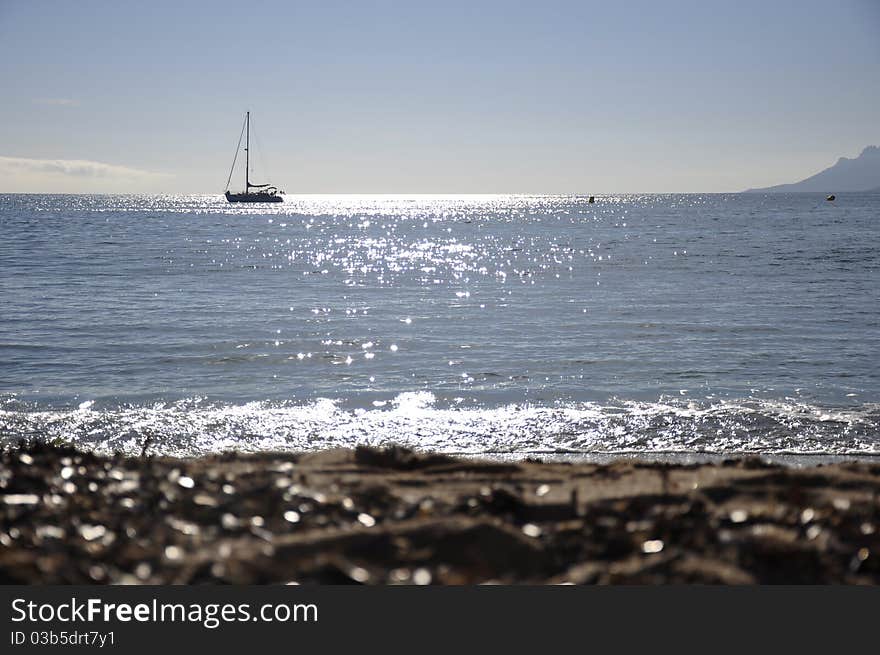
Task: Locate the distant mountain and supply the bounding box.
[744,145,880,193]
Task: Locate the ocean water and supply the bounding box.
[1,193,878,458]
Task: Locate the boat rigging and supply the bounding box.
[224,112,284,203]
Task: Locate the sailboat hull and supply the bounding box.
[225,191,283,203]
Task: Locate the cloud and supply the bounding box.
[0,155,165,180]
[33,98,80,107]
[0,155,169,192]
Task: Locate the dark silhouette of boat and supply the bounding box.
[224,112,284,203]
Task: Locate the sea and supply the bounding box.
[1,193,878,459]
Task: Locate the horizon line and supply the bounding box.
[0,190,870,197]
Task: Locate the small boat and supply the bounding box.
[224,112,284,203]
[826,194,835,201]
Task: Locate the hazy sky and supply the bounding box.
[1,0,878,193]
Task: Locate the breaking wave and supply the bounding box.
[2,393,879,458]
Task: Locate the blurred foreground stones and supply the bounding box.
[1,442,879,584]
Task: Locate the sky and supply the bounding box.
[0,0,878,193]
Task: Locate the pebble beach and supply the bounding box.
[2,442,878,584]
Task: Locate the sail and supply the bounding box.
[247,182,271,188]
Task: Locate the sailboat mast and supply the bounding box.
[244,111,250,193]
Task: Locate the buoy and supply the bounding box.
[826,195,835,201]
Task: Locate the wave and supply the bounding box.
[2,393,879,458]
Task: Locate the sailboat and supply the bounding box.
[224,112,284,203]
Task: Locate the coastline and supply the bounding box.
[2,442,878,584]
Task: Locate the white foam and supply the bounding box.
[1,396,878,458]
